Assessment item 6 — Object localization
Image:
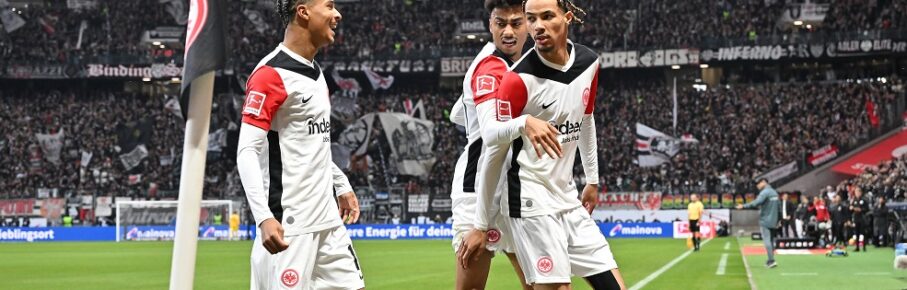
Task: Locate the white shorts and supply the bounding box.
[508,207,618,285]
[451,196,514,253]
[250,226,364,290]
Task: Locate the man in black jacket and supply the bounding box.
[872,196,890,247]
[829,194,849,247]
[850,188,870,251]
[780,193,796,237]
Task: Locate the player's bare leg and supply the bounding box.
[456,249,493,290]
[505,252,532,290]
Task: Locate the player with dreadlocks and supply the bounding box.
[237,0,365,289]
[460,0,627,289]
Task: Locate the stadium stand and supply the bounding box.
[0,0,906,227]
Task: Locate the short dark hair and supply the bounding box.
[485,0,523,12]
[756,178,769,185]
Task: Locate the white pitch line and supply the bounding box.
[629,238,712,290]
[723,241,730,250]
[781,273,818,276]
[737,237,757,290]
[716,253,729,275]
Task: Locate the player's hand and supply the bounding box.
[581,184,599,214]
[456,229,487,269]
[525,116,562,159]
[735,204,744,210]
[338,192,360,224]
[260,218,289,254]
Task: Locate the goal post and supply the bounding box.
[115,200,235,242]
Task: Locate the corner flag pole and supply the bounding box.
[169,71,215,290]
[167,0,227,287]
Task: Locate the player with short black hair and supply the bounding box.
[449,1,560,289]
[238,1,365,289]
[461,0,627,289]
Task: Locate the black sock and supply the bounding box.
[585,270,622,290]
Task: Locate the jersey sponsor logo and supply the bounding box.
[582,87,591,107]
[281,269,300,287]
[536,256,554,274]
[475,75,496,96]
[496,100,512,121]
[244,91,267,116]
[486,228,501,243]
[550,120,582,135]
[307,118,331,135]
[541,100,556,110]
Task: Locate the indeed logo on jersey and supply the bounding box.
[549,120,582,135]
[550,120,582,143]
[307,118,331,135]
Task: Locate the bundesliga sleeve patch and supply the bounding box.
[475,75,497,97]
[496,99,512,121]
[243,91,266,116]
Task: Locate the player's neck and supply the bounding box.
[283,26,320,62]
[538,45,569,66]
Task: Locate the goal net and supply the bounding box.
[115,200,236,242]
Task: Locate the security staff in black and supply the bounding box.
[849,188,870,252]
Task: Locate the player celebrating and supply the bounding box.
[462,0,626,289]
[449,1,561,289]
[688,194,704,251]
[237,1,364,289]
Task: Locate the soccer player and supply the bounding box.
[250,165,357,290]
[449,1,560,289]
[688,194,704,251]
[237,1,364,289]
[462,0,626,289]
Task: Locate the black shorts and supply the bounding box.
[689,219,700,233]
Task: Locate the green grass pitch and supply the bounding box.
[1,237,904,289]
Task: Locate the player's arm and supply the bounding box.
[236,66,289,254]
[472,59,561,158]
[449,93,467,126]
[331,162,360,224]
[739,191,768,209]
[579,70,601,214]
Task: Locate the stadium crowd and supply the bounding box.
[0,78,903,206]
[598,80,903,194]
[5,0,907,68]
[0,87,241,200]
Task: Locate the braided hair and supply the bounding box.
[276,0,309,26]
[523,0,587,25]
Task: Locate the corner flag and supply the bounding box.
[170,1,228,289]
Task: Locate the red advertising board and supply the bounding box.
[832,130,907,175]
[808,145,838,166]
[0,199,35,216]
